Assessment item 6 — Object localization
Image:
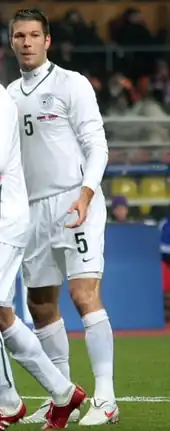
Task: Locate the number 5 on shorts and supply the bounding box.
[75,232,88,254]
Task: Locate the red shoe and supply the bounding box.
[0,400,26,430]
[42,385,86,429]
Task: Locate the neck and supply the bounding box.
[21,58,50,81]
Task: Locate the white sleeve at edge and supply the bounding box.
[0,94,19,173]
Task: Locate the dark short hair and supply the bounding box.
[9,8,50,38]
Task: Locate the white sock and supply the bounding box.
[2,317,74,405]
[34,319,70,381]
[0,332,20,410]
[82,309,115,404]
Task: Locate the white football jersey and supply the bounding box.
[8,60,108,202]
[0,85,29,247]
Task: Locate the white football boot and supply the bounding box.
[79,397,119,426]
[20,398,80,424]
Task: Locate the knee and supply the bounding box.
[69,286,89,312]
[69,279,103,316]
[0,307,14,332]
[27,296,59,328]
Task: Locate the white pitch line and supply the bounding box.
[117,397,170,402]
[22,397,48,400]
[21,396,170,402]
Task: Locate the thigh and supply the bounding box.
[28,285,60,304]
[65,187,107,278]
[23,200,64,288]
[0,243,23,306]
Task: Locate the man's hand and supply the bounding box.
[65,186,94,229]
[65,199,88,228]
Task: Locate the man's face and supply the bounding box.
[11,20,51,71]
[113,205,128,222]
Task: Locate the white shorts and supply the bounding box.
[0,243,24,306]
[23,186,106,287]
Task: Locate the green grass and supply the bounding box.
[11,336,170,430]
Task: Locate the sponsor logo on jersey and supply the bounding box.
[39,93,54,109]
[37,114,58,122]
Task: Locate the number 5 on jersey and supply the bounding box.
[24,114,34,136]
[75,232,88,254]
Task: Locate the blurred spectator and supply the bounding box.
[50,39,81,72]
[135,87,169,144]
[109,8,152,46]
[154,27,167,48]
[136,76,150,100]
[104,75,140,142]
[55,9,103,47]
[0,14,8,47]
[151,60,170,112]
[50,9,104,77]
[106,73,136,111]
[109,8,153,79]
[107,73,125,99]
[110,196,129,222]
[83,72,107,114]
[159,216,170,322]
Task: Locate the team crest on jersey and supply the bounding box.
[39,93,54,109]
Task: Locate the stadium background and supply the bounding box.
[2,0,170,330]
[2,4,170,430]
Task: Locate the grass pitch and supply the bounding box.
[12,335,170,431]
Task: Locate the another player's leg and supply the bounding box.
[28,286,70,381]
[0,243,86,429]
[0,332,26,429]
[2,311,85,429]
[69,276,118,426]
[22,285,79,424]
